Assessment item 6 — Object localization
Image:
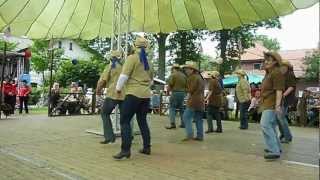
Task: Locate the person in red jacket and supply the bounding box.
[9,79,17,114]
[3,78,12,108]
[18,80,32,114]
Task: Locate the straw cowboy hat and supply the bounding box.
[172,64,180,69]
[234,69,247,76]
[134,36,148,48]
[111,50,122,58]
[263,51,282,65]
[208,71,220,78]
[281,59,293,67]
[183,61,199,72]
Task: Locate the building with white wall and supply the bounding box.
[53,39,92,60]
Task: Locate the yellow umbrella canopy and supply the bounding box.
[0,0,317,40]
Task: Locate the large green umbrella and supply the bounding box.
[0,0,317,39]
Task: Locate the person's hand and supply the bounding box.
[275,105,282,113]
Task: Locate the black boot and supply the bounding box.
[165,123,176,129]
[113,151,131,160]
[139,148,151,155]
[100,138,115,144]
[205,129,214,134]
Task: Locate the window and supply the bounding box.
[253,63,262,70]
[58,41,62,48]
[69,42,73,51]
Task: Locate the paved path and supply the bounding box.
[0,114,318,180]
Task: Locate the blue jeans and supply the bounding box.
[183,108,204,139]
[277,105,293,141]
[101,98,122,141]
[169,91,186,125]
[260,110,281,155]
[239,101,250,129]
[120,95,150,152]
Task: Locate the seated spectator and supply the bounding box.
[150,90,160,114]
[248,90,261,123]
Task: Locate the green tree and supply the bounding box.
[211,19,281,75]
[168,30,205,65]
[304,50,320,82]
[56,60,102,88]
[255,35,280,51]
[31,40,64,86]
[0,39,17,51]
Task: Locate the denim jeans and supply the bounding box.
[169,91,186,125]
[239,101,250,129]
[101,98,122,141]
[120,95,150,152]
[277,105,293,141]
[183,107,204,139]
[207,105,222,131]
[260,110,281,155]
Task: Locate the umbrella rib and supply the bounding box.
[183,0,194,29]
[60,0,80,38]
[25,0,50,37]
[198,0,208,29]
[247,0,263,20]
[78,0,94,39]
[211,0,225,29]
[226,0,244,25]
[0,0,9,25]
[0,0,9,8]
[156,0,162,32]
[98,0,107,37]
[45,0,66,39]
[169,0,178,30]
[288,0,297,9]
[0,0,31,32]
[143,0,145,32]
[265,0,280,17]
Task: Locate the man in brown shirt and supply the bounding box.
[260,52,285,160]
[182,61,205,141]
[277,60,296,143]
[205,71,223,133]
[166,64,187,129]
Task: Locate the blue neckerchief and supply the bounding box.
[139,47,149,71]
[111,57,118,68]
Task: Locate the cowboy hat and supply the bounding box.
[233,69,247,76]
[111,50,122,58]
[208,71,220,78]
[281,59,293,67]
[183,61,199,71]
[172,64,180,69]
[263,51,282,65]
[134,36,148,48]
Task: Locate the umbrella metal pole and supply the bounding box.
[48,47,54,117]
[0,41,7,119]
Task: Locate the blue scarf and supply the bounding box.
[111,57,118,69]
[139,47,149,71]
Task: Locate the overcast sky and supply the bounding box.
[202,3,319,57]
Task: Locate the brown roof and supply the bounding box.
[240,42,315,78]
[240,42,268,61]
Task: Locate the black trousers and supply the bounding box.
[19,96,29,113]
[120,95,150,152]
[5,95,16,114]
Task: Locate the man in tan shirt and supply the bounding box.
[96,50,124,144]
[166,64,187,129]
[113,37,153,159]
[235,69,251,130]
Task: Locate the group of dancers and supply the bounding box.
[96,36,295,161]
